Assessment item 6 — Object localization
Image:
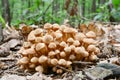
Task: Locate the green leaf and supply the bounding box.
[112,0,120,9]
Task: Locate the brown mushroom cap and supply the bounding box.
[74,33,86,41]
[86,31,96,38]
[34,28,43,36]
[69,54,76,60]
[54,32,63,39]
[35,65,44,73]
[67,38,74,43]
[43,35,53,44]
[60,41,67,47]
[30,57,38,63]
[35,37,43,43]
[58,59,67,66]
[48,51,56,57]
[44,23,52,30]
[83,38,96,44]
[60,51,66,57]
[50,58,58,66]
[73,40,80,46]
[48,42,57,49]
[94,47,100,54]
[74,47,89,57]
[87,45,96,52]
[38,55,48,64]
[64,47,71,53]
[52,23,60,31]
[66,61,72,67]
[23,42,31,49]
[89,53,98,61]
[35,43,46,51]
[18,57,29,64]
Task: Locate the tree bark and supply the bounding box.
[1,0,11,26]
[81,0,85,17]
[92,0,96,12]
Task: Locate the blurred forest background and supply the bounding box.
[0,0,120,27]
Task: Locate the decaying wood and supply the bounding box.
[73,61,96,65]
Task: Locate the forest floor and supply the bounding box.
[0,22,120,80]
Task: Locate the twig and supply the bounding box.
[0,58,16,61]
[72,61,96,65]
[56,65,74,73]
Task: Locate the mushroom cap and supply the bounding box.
[74,33,86,41]
[64,47,71,53]
[35,43,46,51]
[86,31,96,38]
[52,23,60,31]
[54,32,63,39]
[23,42,31,48]
[35,37,43,43]
[60,25,66,31]
[35,65,44,73]
[34,28,43,36]
[51,58,58,65]
[67,38,74,43]
[43,35,53,44]
[38,55,48,63]
[63,27,77,33]
[58,59,67,66]
[48,51,56,57]
[48,42,57,49]
[74,46,85,54]
[70,45,76,51]
[94,47,100,54]
[69,54,76,60]
[73,40,80,46]
[30,57,38,63]
[29,63,36,68]
[89,53,98,61]
[56,69,63,74]
[27,31,36,42]
[24,47,36,55]
[44,23,52,30]
[66,61,72,67]
[87,45,96,52]
[18,57,29,64]
[60,51,66,57]
[60,41,67,47]
[83,38,96,44]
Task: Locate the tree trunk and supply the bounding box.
[81,0,85,17]
[108,0,115,22]
[1,0,11,26]
[92,0,96,12]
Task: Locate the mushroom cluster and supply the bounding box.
[17,23,100,73]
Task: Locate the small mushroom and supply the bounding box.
[38,55,48,64]
[86,31,96,38]
[43,35,53,44]
[35,65,44,73]
[50,58,58,66]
